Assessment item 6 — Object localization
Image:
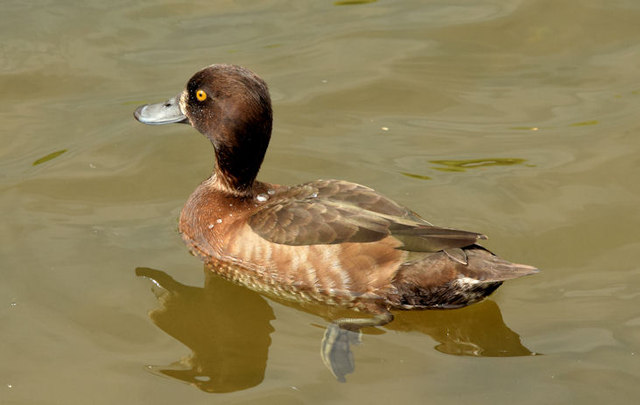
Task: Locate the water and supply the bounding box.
[2,0,640,403]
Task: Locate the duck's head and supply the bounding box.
[135,64,273,195]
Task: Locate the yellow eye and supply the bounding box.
[196,89,207,101]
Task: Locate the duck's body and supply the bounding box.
[179,176,535,316]
[135,64,537,323]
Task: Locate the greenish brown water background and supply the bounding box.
[2,0,640,403]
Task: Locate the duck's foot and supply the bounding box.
[320,312,394,382]
[335,312,394,331]
[321,324,360,382]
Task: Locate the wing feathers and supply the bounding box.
[248,180,485,252]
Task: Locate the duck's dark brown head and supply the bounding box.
[135,64,273,195]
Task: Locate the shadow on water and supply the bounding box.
[136,266,536,391]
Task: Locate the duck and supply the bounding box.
[134,64,538,331]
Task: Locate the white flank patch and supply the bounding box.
[456,276,481,287]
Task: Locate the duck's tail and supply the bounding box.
[390,246,538,310]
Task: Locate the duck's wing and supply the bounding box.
[248,180,485,251]
[305,180,427,221]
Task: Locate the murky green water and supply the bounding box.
[2,0,640,403]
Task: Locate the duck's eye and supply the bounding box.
[196,89,207,101]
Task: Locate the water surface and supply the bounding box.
[2,0,640,403]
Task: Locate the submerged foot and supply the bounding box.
[320,312,393,382]
[321,324,361,382]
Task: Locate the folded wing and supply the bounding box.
[248,180,486,252]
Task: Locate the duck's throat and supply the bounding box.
[213,140,265,195]
[207,106,272,195]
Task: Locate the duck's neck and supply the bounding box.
[210,116,272,196]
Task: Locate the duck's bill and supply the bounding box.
[134,94,188,125]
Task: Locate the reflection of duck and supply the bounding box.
[387,300,535,357]
[134,64,537,331]
[135,267,274,393]
[137,267,535,387]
